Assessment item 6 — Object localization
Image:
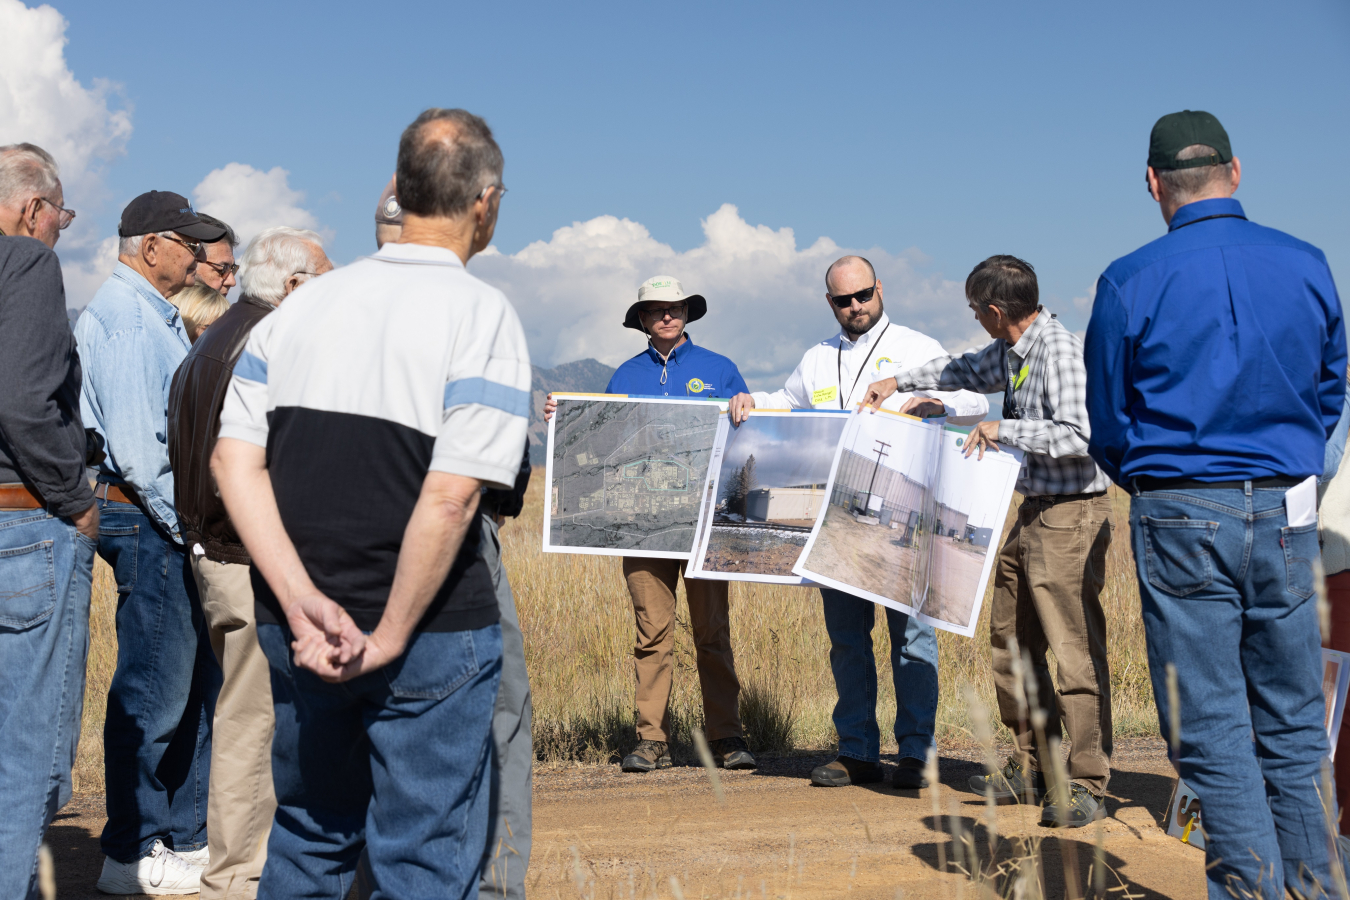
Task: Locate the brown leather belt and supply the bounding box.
[0,482,42,510]
[94,482,137,505]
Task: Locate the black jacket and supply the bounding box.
[0,237,93,517]
[168,294,273,563]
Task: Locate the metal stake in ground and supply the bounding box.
[864,440,891,514]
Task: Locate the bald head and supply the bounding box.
[396,108,503,219]
[825,255,876,295]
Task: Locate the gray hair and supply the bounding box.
[1156,144,1236,204]
[238,226,324,305]
[396,108,503,218]
[0,143,60,210]
[118,230,178,258]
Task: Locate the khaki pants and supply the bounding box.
[623,558,742,743]
[989,494,1113,796]
[191,555,275,900]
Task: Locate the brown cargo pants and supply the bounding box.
[990,493,1114,797]
[623,558,743,743]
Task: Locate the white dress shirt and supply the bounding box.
[750,312,988,424]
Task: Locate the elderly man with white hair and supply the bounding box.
[167,226,331,899]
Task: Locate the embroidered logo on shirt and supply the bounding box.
[812,386,839,405]
[875,356,893,371]
[687,378,707,393]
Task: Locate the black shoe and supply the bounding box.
[709,736,757,770]
[810,756,884,787]
[968,758,1047,801]
[1041,783,1105,828]
[890,756,929,789]
[621,740,672,773]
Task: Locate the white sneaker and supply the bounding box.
[96,840,202,895]
[177,846,210,868]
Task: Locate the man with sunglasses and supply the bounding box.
[75,191,227,894]
[727,255,987,790]
[193,213,239,299]
[542,275,757,774]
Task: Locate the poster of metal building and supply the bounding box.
[544,394,723,557]
[794,408,1022,637]
[687,409,850,584]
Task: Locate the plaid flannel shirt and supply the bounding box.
[887,309,1110,497]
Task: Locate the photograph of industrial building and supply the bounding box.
[690,411,849,582]
[795,410,940,607]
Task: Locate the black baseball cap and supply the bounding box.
[1148,110,1233,171]
[117,191,227,241]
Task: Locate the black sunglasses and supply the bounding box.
[828,283,877,308]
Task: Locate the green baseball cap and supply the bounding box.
[1148,110,1232,171]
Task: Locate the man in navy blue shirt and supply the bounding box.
[1085,110,1346,899]
[545,276,755,774]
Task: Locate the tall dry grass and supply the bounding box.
[73,480,1156,787]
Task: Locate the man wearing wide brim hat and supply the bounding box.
[545,275,756,772]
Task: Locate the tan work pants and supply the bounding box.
[191,555,275,900]
[623,558,743,743]
[989,494,1114,796]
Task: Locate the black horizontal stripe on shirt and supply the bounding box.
[252,406,497,633]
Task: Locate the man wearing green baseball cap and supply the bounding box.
[1086,110,1346,899]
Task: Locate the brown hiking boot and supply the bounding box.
[621,740,672,773]
[709,736,757,770]
[810,756,884,787]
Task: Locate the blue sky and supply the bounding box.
[5,0,1347,388]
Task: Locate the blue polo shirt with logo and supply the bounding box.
[605,334,749,399]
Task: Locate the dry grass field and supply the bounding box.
[72,479,1157,790]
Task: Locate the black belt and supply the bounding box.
[1134,475,1305,492]
[1023,491,1107,504]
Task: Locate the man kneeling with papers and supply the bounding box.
[729,255,987,790]
[864,255,1113,826]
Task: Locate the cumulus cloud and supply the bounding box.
[192,163,322,248]
[472,204,985,390]
[0,0,134,307]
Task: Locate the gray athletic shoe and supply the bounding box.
[621,740,672,773]
[709,736,757,770]
[1041,782,1106,828]
[968,758,1047,801]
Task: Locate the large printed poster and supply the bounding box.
[544,394,722,557]
[687,410,850,584]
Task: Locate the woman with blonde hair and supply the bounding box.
[173,283,228,342]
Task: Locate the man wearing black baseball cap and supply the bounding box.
[1085,111,1346,898]
[75,190,225,893]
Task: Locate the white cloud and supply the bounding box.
[1072,278,1101,312]
[192,163,322,248]
[471,203,983,390]
[0,0,134,308]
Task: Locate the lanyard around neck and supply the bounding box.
[836,322,890,409]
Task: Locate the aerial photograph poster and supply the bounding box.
[688,410,849,585]
[544,394,722,557]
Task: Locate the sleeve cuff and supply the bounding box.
[217,423,270,448]
[428,455,519,491]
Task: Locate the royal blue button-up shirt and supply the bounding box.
[1085,198,1346,485]
[605,334,749,399]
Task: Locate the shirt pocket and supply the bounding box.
[0,539,58,630]
[1141,516,1218,597]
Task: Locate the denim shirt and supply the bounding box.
[75,263,191,540]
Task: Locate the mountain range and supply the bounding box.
[529,358,616,464]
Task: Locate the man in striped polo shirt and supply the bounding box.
[865,255,1114,828]
[213,108,528,895]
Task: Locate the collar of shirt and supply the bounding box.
[110,262,183,331]
[644,332,695,366]
[370,241,466,268]
[1008,307,1051,363]
[1167,197,1246,233]
[837,312,890,350]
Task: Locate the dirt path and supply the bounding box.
[48,739,1204,899]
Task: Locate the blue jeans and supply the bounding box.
[820,588,938,762]
[259,620,503,899]
[0,511,96,899]
[1131,483,1334,900]
[97,500,218,862]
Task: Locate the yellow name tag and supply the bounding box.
[812,386,839,406]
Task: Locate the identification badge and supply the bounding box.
[812,386,839,406]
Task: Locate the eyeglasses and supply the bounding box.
[475,183,508,203]
[159,233,204,257]
[828,283,877,308]
[36,197,76,230]
[641,303,688,321]
[199,259,240,278]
